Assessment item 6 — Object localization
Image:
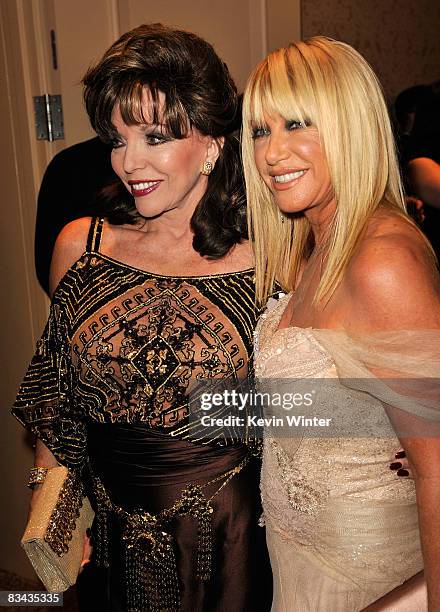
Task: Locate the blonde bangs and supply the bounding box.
[245,47,317,132]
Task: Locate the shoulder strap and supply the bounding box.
[86,217,104,252]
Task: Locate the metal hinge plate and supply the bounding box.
[33,94,64,141]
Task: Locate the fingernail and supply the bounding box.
[397,469,409,477]
[395,450,406,459]
[390,462,402,470]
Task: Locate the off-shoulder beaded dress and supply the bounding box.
[255,294,426,612]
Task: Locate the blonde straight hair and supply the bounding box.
[242,37,418,306]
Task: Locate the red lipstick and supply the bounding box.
[128,180,162,197]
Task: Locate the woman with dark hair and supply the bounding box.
[13,24,272,611]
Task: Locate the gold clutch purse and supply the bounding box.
[21,465,94,592]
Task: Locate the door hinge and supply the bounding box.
[33,94,64,141]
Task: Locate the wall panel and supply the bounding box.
[302,0,440,100]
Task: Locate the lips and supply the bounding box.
[128,180,162,197]
[274,170,306,183]
[270,169,307,190]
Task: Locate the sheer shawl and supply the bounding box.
[312,328,440,431]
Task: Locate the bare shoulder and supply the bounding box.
[344,214,440,331]
[49,217,93,297]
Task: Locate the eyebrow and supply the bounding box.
[126,122,168,132]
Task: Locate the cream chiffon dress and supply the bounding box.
[255,294,440,612]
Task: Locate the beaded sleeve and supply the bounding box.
[12,298,86,468]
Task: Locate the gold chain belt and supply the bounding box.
[86,453,251,612]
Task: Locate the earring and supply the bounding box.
[280,213,285,224]
[201,160,213,175]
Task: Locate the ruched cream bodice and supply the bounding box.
[255,295,424,611]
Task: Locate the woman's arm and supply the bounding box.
[49,216,93,296]
[395,434,440,609]
[344,224,440,610]
[30,216,89,486]
[34,439,58,467]
[407,158,440,209]
[30,216,93,540]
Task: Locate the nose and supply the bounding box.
[264,132,289,167]
[122,140,147,175]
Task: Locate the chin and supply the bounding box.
[134,200,166,218]
[275,202,308,216]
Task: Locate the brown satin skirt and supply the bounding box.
[76,424,272,612]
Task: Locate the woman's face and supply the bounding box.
[252,112,335,222]
[111,90,217,219]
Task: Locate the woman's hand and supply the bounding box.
[389,449,411,478]
[31,440,93,573]
[405,196,425,225]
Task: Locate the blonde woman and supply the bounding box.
[242,38,440,611]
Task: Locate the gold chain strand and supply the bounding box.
[87,454,250,611]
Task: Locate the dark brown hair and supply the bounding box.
[83,23,246,257]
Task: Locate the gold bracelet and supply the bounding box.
[27,467,48,489]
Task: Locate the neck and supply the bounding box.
[136,182,207,242]
[305,199,336,251]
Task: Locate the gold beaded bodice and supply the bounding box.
[13,218,259,467]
